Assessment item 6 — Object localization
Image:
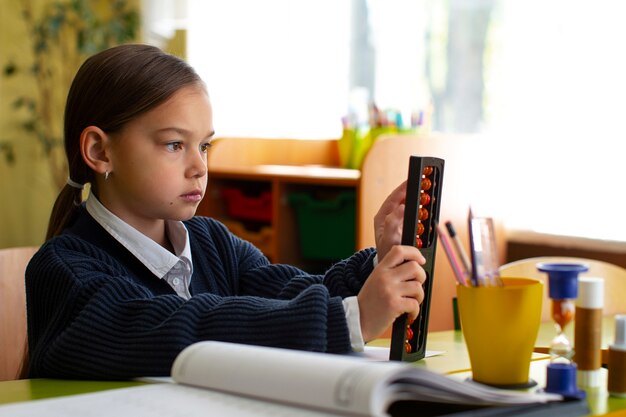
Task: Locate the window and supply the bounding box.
[187,0,350,139]
[180,0,626,242]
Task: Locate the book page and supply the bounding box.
[172,341,406,417]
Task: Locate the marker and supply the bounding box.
[444,221,472,284]
[435,223,467,286]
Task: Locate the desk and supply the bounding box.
[0,379,143,405]
[2,321,625,416]
[369,318,626,416]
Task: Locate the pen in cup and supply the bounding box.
[435,223,468,286]
[444,221,472,285]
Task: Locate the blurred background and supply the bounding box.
[2,0,626,249]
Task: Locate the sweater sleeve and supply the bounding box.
[194,217,376,300]
[192,218,376,345]
[25,233,360,379]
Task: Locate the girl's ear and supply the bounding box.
[80,126,112,175]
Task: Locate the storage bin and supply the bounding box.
[288,191,356,260]
[221,187,272,222]
[221,220,275,259]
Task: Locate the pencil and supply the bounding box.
[435,223,468,286]
[444,221,472,284]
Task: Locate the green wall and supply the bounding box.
[0,0,142,249]
[0,1,57,248]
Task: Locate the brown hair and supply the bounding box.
[46,44,204,240]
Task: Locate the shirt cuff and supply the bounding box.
[342,296,365,352]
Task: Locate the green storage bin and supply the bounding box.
[288,191,356,260]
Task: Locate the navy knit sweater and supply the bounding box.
[26,208,376,379]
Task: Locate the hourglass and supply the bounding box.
[537,263,588,399]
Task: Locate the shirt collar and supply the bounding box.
[85,192,193,278]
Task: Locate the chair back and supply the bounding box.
[359,134,508,331]
[499,256,626,322]
[0,246,38,380]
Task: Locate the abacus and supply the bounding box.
[389,156,445,361]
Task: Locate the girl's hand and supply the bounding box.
[373,181,407,262]
[357,245,426,342]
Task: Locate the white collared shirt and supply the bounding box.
[86,193,193,299]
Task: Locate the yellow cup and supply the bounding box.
[457,277,543,387]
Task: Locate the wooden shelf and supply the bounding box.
[198,138,360,270]
[209,165,360,186]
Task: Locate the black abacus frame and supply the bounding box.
[389,156,445,361]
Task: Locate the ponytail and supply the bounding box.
[45,184,83,241]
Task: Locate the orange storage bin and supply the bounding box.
[221,220,275,259]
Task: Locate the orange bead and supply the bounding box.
[420,192,431,206]
[417,222,424,235]
[405,341,412,353]
[406,326,414,340]
[421,178,432,191]
[418,208,429,221]
[423,166,434,176]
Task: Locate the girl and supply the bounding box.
[25,44,426,379]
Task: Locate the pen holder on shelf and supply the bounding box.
[456,277,543,388]
[338,126,414,169]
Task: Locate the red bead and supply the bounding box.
[423,166,434,176]
[416,237,423,248]
[406,326,414,340]
[405,341,412,353]
[421,178,432,191]
[420,192,431,206]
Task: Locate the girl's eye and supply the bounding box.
[200,142,212,153]
[166,142,183,152]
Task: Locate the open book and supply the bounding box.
[0,342,589,417]
[171,341,568,417]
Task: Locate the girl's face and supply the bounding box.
[101,85,214,236]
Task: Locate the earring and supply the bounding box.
[105,171,109,181]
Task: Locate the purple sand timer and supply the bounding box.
[537,263,588,399]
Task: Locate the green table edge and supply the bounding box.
[0,379,146,405]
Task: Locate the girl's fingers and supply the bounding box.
[379,181,407,212]
[381,245,426,269]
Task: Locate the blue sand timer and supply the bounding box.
[537,263,588,399]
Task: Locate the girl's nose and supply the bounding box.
[187,150,207,178]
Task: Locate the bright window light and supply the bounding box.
[187,0,350,139]
[482,0,626,242]
[184,0,626,242]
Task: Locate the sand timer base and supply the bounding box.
[545,363,586,399]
